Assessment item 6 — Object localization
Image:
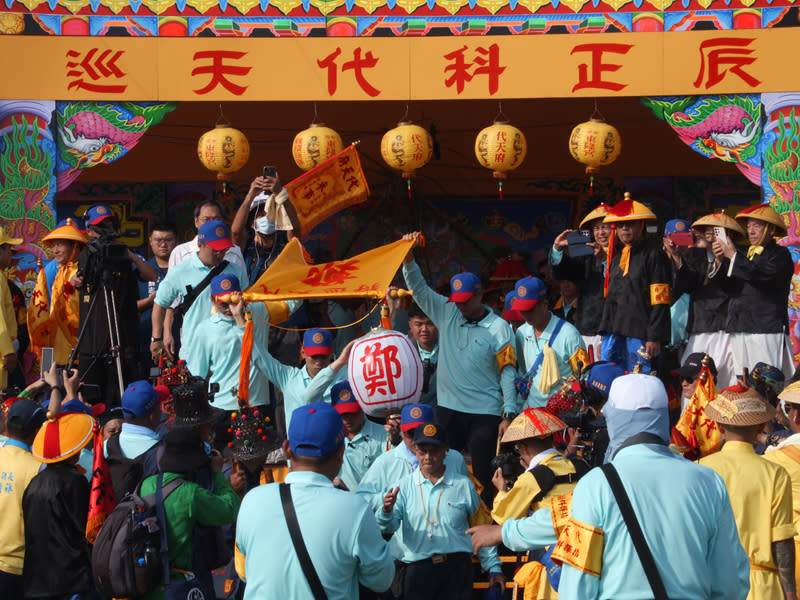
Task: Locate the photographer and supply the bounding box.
[490,408,581,526]
[72,206,143,405]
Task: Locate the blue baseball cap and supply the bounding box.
[512,276,547,312]
[289,401,346,457]
[121,380,159,418]
[7,398,46,431]
[413,421,448,447]
[586,362,626,395]
[447,272,482,303]
[331,381,361,415]
[211,273,240,298]
[197,220,233,252]
[85,205,116,227]
[303,328,333,357]
[401,403,435,432]
[664,219,691,236]
[502,291,523,323]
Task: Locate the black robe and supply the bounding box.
[22,461,91,598]
[726,241,793,334]
[599,238,671,343]
[673,251,730,334]
[549,249,605,336]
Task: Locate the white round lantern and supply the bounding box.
[348,329,423,418]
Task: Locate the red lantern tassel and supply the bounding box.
[237,310,254,407]
[604,224,615,298]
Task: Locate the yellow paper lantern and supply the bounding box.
[380,122,433,178]
[292,123,343,171]
[568,118,621,175]
[475,121,527,179]
[197,125,250,181]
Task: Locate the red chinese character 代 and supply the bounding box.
[317,47,381,98]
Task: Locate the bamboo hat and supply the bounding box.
[704,384,773,426]
[691,212,746,238]
[735,203,786,233]
[779,380,800,406]
[603,193,657,223]
[500,408,567,443]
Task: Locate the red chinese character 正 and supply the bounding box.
[192,50,252,96]
[317,47,381,97]
[360,342,402,396]
[66,48,127,94]
[444,44,506,95]
[693,37,761,90]
[571,43,633,93]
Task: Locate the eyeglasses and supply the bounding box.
[151,237,176,245]
[681,376,696,384]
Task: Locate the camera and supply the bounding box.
[78,231,130,290]
[560,407,608,467]
[489,451,525,482]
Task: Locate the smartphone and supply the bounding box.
[668,232,694,247]
[566,230,593,257]
[713,226,729,246]
[41,347,55,379]
[263,166,277,178]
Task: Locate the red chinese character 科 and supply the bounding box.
[360,342,402,396]
[66,48,127,94]
[317,47,381,98]
[571,43,633,93]
[444,44,506,95]
[693,37,761,90]
[192,50,252,96]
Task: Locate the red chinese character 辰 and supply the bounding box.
[571,43,633,93]
[192,50,252,96]
[693,37,761,90]
[360,342,402,396]
[301,260,360,287]
[66,48,127,94]
[444,44,506,95]
[317,47,381,98]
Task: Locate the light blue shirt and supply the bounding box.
[515,314,585,408]
[402,261,517,415]
[338,418,389,492]
[558,444,749,600]
[670,292,690,347]
[502,506,557,551]
[103,422,159,459]
[153,253,248,361]
[376,467,501,573]
[186,308,270,411]
[236,470,394,600]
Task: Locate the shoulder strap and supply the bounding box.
[530,463,579,504]
[175,259,229,318]
[601,464,669,600]
[155,474,186,584]
[524,318,567,380]
[280,483,328,600]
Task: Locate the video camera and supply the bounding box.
[489,450,525,482]
[560,407,608,467]
[77,231,130,291]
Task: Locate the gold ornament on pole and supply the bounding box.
[380,121,433,200]
[475,120,527,200]
[568,116,621,194]
[292,123,343,171]
[197,118,250,197]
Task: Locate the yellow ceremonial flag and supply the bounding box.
[27,265,53,360]
[671,364,720,460]
[243,238,415,302]
[285,145,370,236]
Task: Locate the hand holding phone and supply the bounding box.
[713,226,728,247]
[262,166,277,179]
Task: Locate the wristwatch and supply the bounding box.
[150,337,163,342]
[502,412,516,421]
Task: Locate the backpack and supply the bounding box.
[92,477,184,599]
[529,456,591,504]
[106,434,161,503]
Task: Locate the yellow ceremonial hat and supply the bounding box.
[691,212,746,237]
[579,203,611,229]
[0,227,22,246]
[32,411,94,463]
[42,218,89,245]
[735,203,786,233]
[603,193,657,223]
[500,408,566,443]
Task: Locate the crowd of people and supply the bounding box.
[1,174,800,600]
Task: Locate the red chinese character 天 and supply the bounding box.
[360,342,402,396]
[66,48,127,94]
[192,50,252,96]
[693,37,761,90]
[571,43,633,93]
[301,260,360,287]
[317,47,381,98]
[444,44,506,95]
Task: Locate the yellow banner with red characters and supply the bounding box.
[671,364,720,460]
[243,238,414,302]
[285,145,369,236]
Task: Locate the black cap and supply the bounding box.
[7,399,47,432]
[674,352,717,380]
[413,422,448,447]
